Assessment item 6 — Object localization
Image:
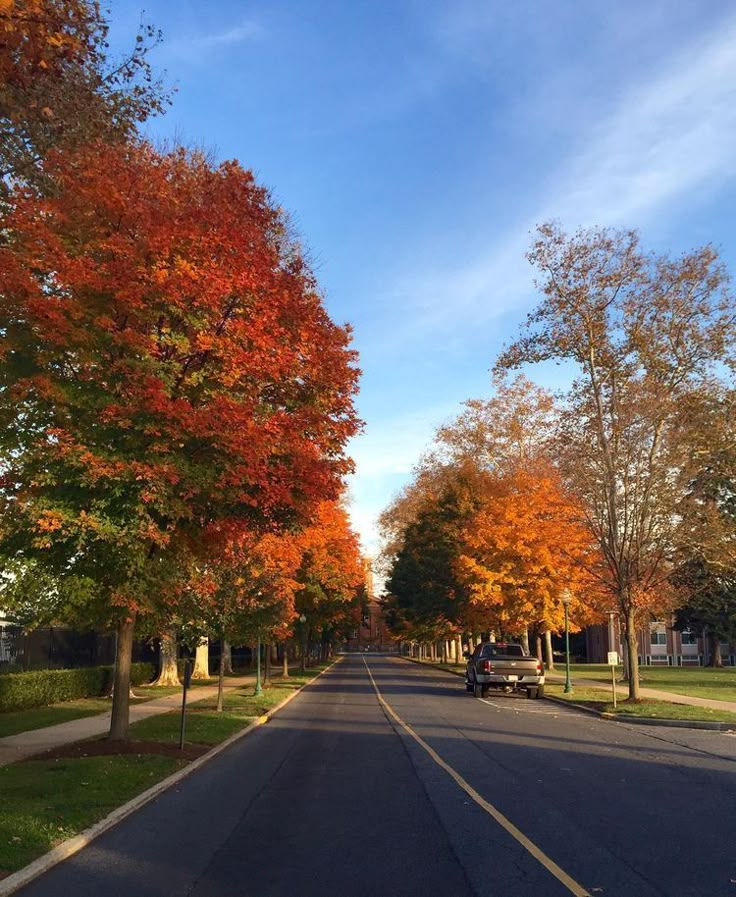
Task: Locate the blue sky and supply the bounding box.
[110,0,736,555]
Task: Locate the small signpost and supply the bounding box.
[179,659,193,750]
[607,651,618,709]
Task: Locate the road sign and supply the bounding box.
[607,651,618,666]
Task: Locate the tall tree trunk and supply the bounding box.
[455,636,463,664]
[625,605,641,700]
[222,640,233,675]
[109,616,135,741]
[535,633,543,663]
[519,628,530,654]
[708,631,723,668]
[191,637,209,679]
[282,642,289,678]
[153,628,180,686]
[544,630,555,671]
[216,637,225,712]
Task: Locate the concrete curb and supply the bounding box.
[403,657,736,731]
[0,659,341,897]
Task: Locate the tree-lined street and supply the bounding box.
[14,656,736,897]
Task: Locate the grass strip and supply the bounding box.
[545,683,736,723]
[560,663,736,701]
[0,665,329,876]
[0,754,182,873]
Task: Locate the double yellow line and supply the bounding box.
[362,658,592,897]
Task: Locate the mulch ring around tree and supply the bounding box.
[29,739,209,762]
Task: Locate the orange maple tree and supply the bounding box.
[292,500,365,660]
[0,141,360,737]
[456,465,607,637]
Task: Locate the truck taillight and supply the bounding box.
[481,660,493,672]
[536,662,543,673]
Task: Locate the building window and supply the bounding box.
[681,629,698,646]
[650,624,667,646]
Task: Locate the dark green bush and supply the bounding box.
[0,662,155,712]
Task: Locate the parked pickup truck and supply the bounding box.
[464,642,545,699]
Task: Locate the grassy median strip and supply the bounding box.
[545,683,736,723]
[0,754,182,874]
[0,665,328,877]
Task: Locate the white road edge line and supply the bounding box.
[362,657,592,897]
[0,658,344,897]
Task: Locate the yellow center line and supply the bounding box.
[362,657,592,897]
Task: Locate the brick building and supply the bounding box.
[585,616,736,666]
[345,558,394,652]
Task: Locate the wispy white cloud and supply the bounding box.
[164,20,263,62]
[392,14,736,336]
[353,13,736,553]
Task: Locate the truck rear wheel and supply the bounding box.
[473,679,483,698]
[526,687,538,699]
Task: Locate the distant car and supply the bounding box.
[464,642,545,699]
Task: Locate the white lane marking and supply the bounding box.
[479,697,561,715]
[363,658,592,897]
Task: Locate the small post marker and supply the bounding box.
[607,651,618,709]
[179,659,193,750]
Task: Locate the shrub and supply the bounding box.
[0,663,155,712]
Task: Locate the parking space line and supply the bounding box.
[363,658,592,897]
[479,697,561,715]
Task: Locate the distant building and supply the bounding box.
[585,616,736,666]
[345,558,394,652]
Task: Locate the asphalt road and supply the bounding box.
[16,655,736,897]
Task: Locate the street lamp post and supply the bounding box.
[254,634,263,697]
[561,589,573,694]
[299,613,307,672]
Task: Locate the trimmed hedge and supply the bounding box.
[0,663,155,712]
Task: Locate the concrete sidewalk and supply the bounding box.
[545,671,736,713]
[0,675,255,768]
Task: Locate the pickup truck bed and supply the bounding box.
[464,643,545,699]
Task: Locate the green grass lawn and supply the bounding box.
[556,664,736,701]
[0,754,183,873]
[130,669,327,744]
[0,664,330,876]
[134,677,220,699]
[545,682,736,723]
